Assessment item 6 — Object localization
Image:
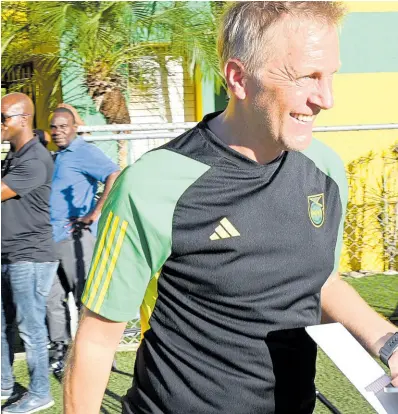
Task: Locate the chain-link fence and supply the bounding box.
[82,123,398,346]
[343,144,398,276]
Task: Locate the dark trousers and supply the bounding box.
[46,229,96,343]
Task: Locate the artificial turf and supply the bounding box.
[2,274,397,413]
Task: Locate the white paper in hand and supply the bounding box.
[306,323,398,414]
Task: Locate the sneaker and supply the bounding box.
[2,392,54,413]
[51,359,65,376]
[49,358,65,373]
[1,387,15,401]
[48,342,67,373]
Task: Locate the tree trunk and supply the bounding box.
[99,87,131,169]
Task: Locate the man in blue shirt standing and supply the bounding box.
[47,107,120,372]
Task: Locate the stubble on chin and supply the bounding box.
[282,134,313,152]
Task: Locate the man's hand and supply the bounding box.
[388,345,398,386]
[1,181,17,201]
[65,171,120,234]
[65,213,99,233]
[75,212,99,227]
[321,273,398,363]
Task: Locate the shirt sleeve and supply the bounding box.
[301,138,348,274]
[330,156,348,274]
[81,162,174,322]
[2,159,47,197]
[81,149,210,322]
[82,144,120,183]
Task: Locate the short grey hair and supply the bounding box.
[217,1,346,76]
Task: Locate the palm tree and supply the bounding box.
[2,1,224,167]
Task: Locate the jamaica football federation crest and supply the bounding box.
[308,193,325,228]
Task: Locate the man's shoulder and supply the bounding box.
[127,145,210,180]
[300,137,345,176]
[113,147,210,201]
[74,139,115,163]
[73,138,97,154]
[20,140,53,166]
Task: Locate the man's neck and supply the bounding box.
[10,130,35,152]
[207,105,284,165]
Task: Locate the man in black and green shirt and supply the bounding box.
[65,2,398,413]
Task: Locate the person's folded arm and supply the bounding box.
[64,307,127,414]
[321,272,398,385]
[1,181,17,201]
[1,158,46,201]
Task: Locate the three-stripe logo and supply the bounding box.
[210,217,240,240]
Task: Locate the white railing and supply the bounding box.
[78,123,398,141]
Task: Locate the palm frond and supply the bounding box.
[2,1,225,111]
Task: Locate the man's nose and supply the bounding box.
[309,77,334,110]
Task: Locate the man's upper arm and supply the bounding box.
[82,145,119,183]
[77,306,127,347]
[2,159,47,198]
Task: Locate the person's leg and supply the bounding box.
[32,262,59,390]
[47,236,83,375]
[3,262,58,413]
[1,264,15,396]
[60,229,96,311]
[8,261,57,398]
[46,266,71,345]
[74,229,96,308]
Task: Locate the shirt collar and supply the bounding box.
[12,137,39,158]
[59,136,84,153]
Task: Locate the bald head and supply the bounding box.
[2,92,35,119]
[1,92,35,144]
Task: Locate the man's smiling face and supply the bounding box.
[245,16,340,151]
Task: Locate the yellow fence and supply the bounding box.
[316,132,398,273]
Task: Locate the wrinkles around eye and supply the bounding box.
[267,66,296,84]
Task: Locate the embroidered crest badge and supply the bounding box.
[308,193,325,228]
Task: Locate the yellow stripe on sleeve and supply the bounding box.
[93,220,128,313]
[82,211,114,303]
[86,215,120,308]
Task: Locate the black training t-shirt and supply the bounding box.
[2,137,55,263]
[83,112,348,414]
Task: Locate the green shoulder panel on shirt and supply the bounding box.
[301,138,348,273]
[81,149,210,322]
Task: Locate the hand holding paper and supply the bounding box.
[306,323,398,414]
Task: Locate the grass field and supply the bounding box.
[2,274,397,413]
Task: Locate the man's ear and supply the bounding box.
[224,59,247,100]
[20,114,30,127]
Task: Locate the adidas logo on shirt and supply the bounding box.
[210,218,240,240]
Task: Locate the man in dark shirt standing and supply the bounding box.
[1,93,58,413]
